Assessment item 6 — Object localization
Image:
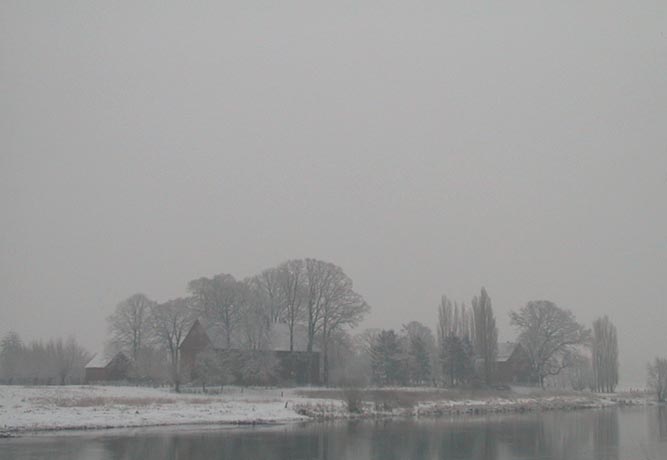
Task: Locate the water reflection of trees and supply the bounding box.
[22,409,631,460]
[536,411,594,459]
[593,409,619,460]
[430,422,498,460]
[520,410,619,460]
[655,406,667,442]
[93,427,323,460]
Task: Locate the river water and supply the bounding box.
[2,406,666,460]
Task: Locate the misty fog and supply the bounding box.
[1,1,665,386]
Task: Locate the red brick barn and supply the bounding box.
[84,352,131,383]
[180,319,320,386]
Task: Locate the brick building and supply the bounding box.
[494,342,534,384]
[180,319,320,386]
[84,352,131,383]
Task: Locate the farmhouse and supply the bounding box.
[84,351,131,383]
[180,319,320,386]
[494,342,534,384]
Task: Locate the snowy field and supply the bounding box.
[0,385,314,433]
[0,385,647,434]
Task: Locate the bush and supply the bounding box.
[343,387,364,414]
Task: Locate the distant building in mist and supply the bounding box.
[493,342,534,384]
[180,319,320,386]
[84,352,131,383]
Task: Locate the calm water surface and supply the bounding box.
[2,406,667,460]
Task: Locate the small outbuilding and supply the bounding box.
[84,352,131,383]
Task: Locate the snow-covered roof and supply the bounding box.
[496,342,519,362]
[85,353,113,369]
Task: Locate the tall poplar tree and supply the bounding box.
[472,287,498,384]
[592,316,619,393]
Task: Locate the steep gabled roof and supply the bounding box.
[85,353,111,369]
[195,317,229,349]
[496,342,520,362]
[85,351,129,369]
[189,317,311,351]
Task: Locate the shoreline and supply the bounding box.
[292,389,646,421]
[0,419,291,438]
[0,385,649,436]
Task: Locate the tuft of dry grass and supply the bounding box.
[296,387,515,407]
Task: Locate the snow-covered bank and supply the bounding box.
[0,385,310,433]
[292,387,648,420]
[0,385,648,434]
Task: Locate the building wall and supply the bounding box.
[180,320,212,373]
[273,350,320,385]
[182,346,320,386]
[180,320,321,386]
[106,353,131,380]
[85,353,131,383]
[495,346,534,384]
[85,367,107,382]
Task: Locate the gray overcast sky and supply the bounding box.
[1,1,665,385]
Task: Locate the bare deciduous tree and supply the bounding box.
[568,353,594,391]
[238,280,273,351]
[319,277,369,384]
[50,336,92,385]
[188,274,241,348]
[303,258,331,353]
[151,298,193,392]
[437,295,474,386]
[107,293,156,362]
[437,296,472,340]
[1,334,90,385]
[299,259,369,383]
[472,287,498,384]
[322,329,364,386]
[592,316,619,393]
[192,348,228,392]
[276,259,306,352]
[0,331,23,382]
[510,300,590,387]
[648,358,667,402]
[22,341,50,384]
[247,267,284,324]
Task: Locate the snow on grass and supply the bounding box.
[292,387,648,420]
[0,385,648,433]
[0,385,309,433]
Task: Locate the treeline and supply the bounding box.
[362,289,498,387]
[105,258,370,389]
[357,293,620,393]
[1,258,626,394]
[510,303,618,392]
[0,332,91,385]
